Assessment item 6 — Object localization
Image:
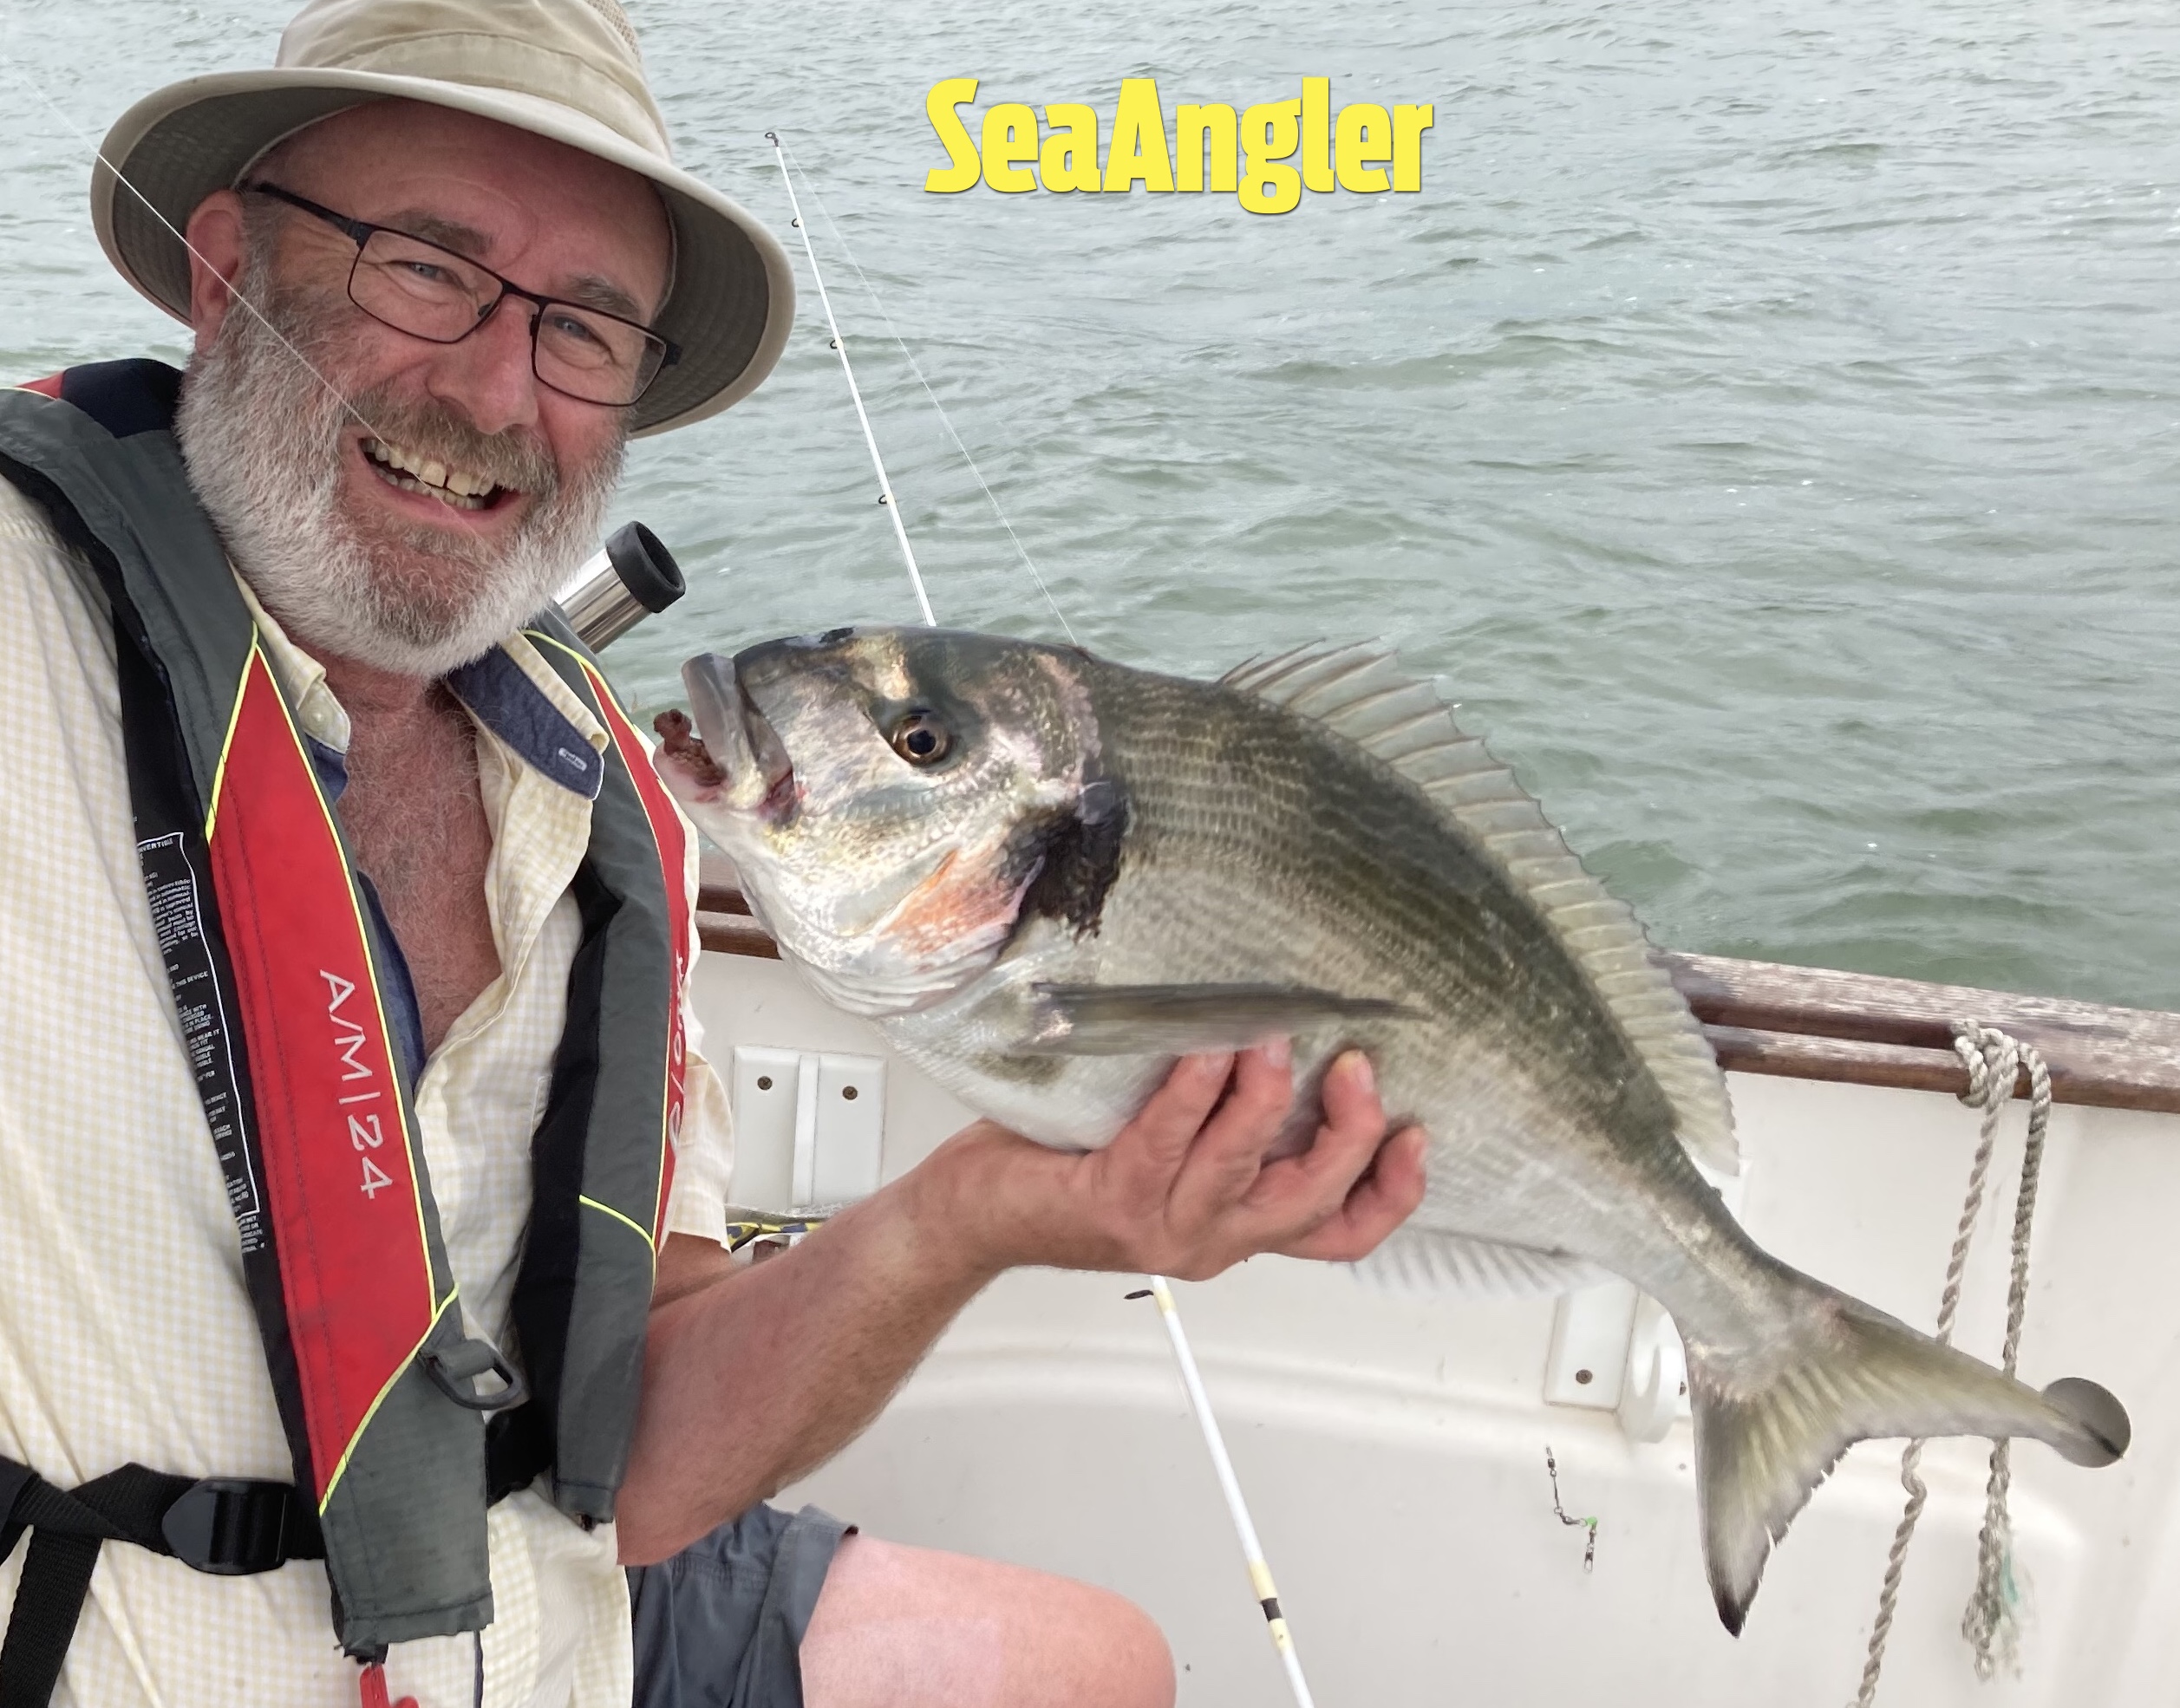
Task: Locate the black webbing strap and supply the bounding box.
[484,1402,554,1506]
[0,1456,323,1708]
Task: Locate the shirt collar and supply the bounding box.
[233,574,350,753]
[232,575,609,801]
[447,637,608,801]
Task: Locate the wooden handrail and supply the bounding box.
[695,857,2180,1114]
[1666,953,2180,1112]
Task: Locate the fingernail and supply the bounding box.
[1260,1034,1291,1068]
[1345,1050,1375,1094]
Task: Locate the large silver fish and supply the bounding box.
[652,625,2128,1632]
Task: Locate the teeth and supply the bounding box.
[362,438,500,505]
[391,471,486,510]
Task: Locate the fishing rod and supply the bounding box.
[1135,1277,1318,1708]
[768,128,1320,1708]
[0,59,1315,1693]
[770,132,1078,647]
[766,129,934,626]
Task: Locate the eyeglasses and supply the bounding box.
[243,182,679,409]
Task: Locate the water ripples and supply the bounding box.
[2,0,2176,1005]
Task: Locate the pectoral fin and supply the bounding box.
[1023,981,1416,1056]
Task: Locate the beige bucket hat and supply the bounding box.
[92,0,793,435]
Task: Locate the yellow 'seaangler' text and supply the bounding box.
[924,78,1433,214]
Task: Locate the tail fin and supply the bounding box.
[1689,1281,2129,1635]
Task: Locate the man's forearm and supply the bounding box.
[615,1157,993,1563]
[612,1050,1423,1563]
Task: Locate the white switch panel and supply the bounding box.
[813,1053,885,1204]
[728,1046,801,1212]
[728,1046,886,1211]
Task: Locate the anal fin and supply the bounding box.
[1353,1225,1608,1299]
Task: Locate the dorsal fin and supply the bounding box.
[1222,642,1737,1175]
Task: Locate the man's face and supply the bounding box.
[176,100,674,675]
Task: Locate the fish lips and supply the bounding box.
[681,652,797,822]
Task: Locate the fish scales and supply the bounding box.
[656,624,2129,1634]
[1074,657,1718,1285]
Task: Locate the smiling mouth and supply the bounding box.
[361,436,512,512]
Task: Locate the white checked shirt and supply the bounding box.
[0,475,734,1707]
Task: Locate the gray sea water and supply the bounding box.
[3,0,2177,1009]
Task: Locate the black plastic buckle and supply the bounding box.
[160,1478,298,1575]
[423,1339,529,1413]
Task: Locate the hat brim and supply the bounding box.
[93,68,794,436]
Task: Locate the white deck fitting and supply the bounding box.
[692,951,2180,1706]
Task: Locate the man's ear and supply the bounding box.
[183,190,249,354]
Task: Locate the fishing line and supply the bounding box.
[773,134,1078,646]
[765,128,934,626]
[0,45,395,447]
[1131,1280,1320,1708]
[3,55,1311,1701]
[770,124,1315,1708]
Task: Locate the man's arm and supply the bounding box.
[614,1042,1426,1563]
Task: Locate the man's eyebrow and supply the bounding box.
[382,207,493,258]
[556,273,647,323]
[379,212,649,322]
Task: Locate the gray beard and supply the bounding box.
[174,265,623,678]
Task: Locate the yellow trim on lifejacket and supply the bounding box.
[317,1288,460,1518]
[519,629,604,687]
[578,654,682,1249]
[251,643,441,1351]
[200,641,258,846]
[525,629,685,1251]
[579,1194,657,1260]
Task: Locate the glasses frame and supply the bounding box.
[242,181,680,409]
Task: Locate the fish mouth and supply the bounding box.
[668,653,797,821]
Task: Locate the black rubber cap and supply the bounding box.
[604,522,686,614]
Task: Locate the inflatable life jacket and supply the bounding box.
[0,361,689,1690]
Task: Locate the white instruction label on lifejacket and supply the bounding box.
[140,831,266,1253]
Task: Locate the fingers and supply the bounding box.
[1165,1037,1296,1227]
[1279,1124,1428,1262]
[1104,1049,1238,1183]
[1233,1049,1388,1217]
[1162,1047,1396,1276]
[1318,1045,1382,1138]
[981,1042,1418,1281]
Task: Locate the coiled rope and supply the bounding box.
[1850,1021,2052,1706]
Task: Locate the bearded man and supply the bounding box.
[0,3,1426,1705]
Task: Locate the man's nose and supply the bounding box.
[423,294,543,436]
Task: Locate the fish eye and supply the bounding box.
[888,709,950,766]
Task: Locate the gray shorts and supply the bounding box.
[628,1503,855,1708]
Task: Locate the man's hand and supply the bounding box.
[619,1041,1423,1561]
[917,1041,1427,1282]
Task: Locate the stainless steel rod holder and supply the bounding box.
[558,521,686,651]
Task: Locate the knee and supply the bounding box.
[1074,1585,1175,1708]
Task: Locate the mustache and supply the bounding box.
[344,384,561,499]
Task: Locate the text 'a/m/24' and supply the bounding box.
[924,77,1434,214]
